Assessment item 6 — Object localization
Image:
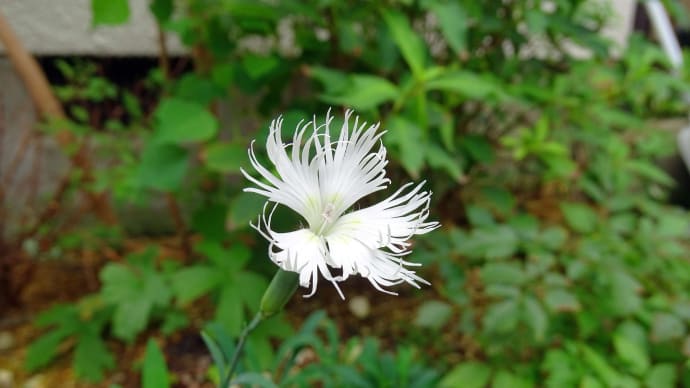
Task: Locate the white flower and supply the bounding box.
[242,109,439,299]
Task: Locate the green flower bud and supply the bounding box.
[259,269,299,318]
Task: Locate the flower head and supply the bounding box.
[242,109,439,299]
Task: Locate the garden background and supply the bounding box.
[2,0,690,387]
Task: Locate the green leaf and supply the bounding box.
[465,206,495,227]
[580,343,633,387]
[322,74,399,111]
[202,142,246,173]
[613,332,649,375]
[242,55,280,80]
[644,364,677,388]
[216,283,244,336]
[413,300,453,329]
[651,313,686,342]
[627,160,673,186]
[608,271,642,316]
[381,10,426,76]
[480,262,524,286]
[559,202,597,234]
[100,264,139,303]
[137,143,190,191]
[483,299,520,334]
[308,66,349,94]
[235,272,269,313]
[150,0,173,23]
[227,192,266,230]
[161,309,189,334]
[493,370,533,388]
[431,2,467,57]
[154,98,218,144]
[523,296,548,342]
[386,117,426,178]
[439,362,491,388]
[426,143,464,182]
[427,71,506,101]
[112,299,151,342]
[73,334,115,382]
[142,339,171,388]
[25,328,73,371]
[457,225,518,260]
[91,0,130,26]
[171,265,223,304]
[544,288,580,312]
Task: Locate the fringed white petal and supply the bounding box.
[244,109,439,298]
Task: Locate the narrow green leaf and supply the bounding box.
[431,2,468,57]
[381,10,426,76]
[142,339,171,388]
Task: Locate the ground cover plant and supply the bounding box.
[2,0,690,386]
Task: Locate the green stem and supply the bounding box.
[222,312,263,388]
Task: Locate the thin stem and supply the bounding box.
[222,312,264,388]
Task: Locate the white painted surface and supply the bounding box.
[0,0,185,56]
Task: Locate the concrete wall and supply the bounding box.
[0,0,184,56]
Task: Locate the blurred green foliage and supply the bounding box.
[22,0,690,386]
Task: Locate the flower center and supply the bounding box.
[315,202,336,235]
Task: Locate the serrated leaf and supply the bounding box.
[439,362,491,388]
[154,98,218,144]
[142,339,171,388]
[381,10,426,76]
[202,142,246,173]
[73,333,115,382]
[92,0,130,26]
